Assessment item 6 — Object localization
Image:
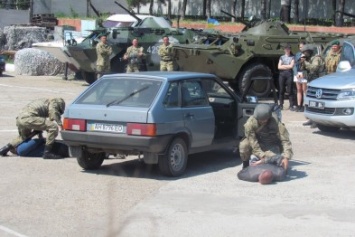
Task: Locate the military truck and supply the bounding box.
[171,13,346,97]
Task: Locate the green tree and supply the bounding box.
[206,0,211,18]
[149,0,154,15]
[180,0,188,20]
[292,0,300,23]
[280,0,291,23]
[335,0,345,26]
[261,0,267,20]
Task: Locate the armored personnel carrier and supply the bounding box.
[34,2,207,84]
[172,14,345,97]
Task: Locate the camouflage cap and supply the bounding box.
[253,104,272,120]
[51,98,65,114]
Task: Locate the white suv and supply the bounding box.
[304,39,355,132]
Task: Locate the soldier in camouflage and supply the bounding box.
[96,35,113,79]
[123,38,144,73]
[0,98,66,159]
[239,104,293,170]
[158,36,174,71]
[299,45,325,82]
[325,40,341,74]
[299,45,325,127]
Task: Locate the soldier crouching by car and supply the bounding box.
[123,38,145,73]
[0,98,66,159]
[239,104,293,171]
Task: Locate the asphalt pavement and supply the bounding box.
[0,71,355,237]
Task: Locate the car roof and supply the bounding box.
[343,38,355,46]
[102,71,217,81]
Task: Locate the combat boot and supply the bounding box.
[242,161,249,169]
[0,143,13,156]
[43,145,63,159]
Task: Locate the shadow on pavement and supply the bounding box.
[284,160,309,181]
[83,148,240,180]
[0,73,14,77]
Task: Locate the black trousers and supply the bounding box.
[278,70,295,107]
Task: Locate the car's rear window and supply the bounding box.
[75,78,162,107]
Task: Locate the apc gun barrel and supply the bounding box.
[114,1,142,25]
[221,10,250,28]
[90,2,101,17]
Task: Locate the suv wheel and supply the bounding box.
[158,138,188,177]
[77,150,105,170]
[317,124,340,133]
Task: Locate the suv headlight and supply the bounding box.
[337,89,355,100]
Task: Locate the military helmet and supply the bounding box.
[254,104,272,120]
[52,98,65,114]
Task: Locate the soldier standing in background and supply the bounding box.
[158,36,174,71]
[325,40,342,74]
[123,38,144,73]
[299,45,325,127]
[0,98,66,159]
[96,35,112,79]
[239,104,293,170]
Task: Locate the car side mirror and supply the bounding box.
[336,61,352,72]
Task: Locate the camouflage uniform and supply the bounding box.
[239,116,293,162]
[325,50,341,74]
[124,46,144,73]
[96,41,112,78]
[10,98,65,148]
[158,43,174,71]
[301,55,325,82]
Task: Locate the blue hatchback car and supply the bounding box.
[61,71,258,176]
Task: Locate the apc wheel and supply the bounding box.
[317,124,340,133]
[82,71,96,84]
[158,138,188,177]
[239,63,272,97]
[77,151,105,170]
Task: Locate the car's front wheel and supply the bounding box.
[158,138,188,177]
[77,150,105,170]
[317,124,340,133]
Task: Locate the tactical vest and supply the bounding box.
[255,117,281,153]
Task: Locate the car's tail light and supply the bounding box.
[127,123,156,136]
[63,118,86,131]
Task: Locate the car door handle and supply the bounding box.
[184,113,194,118]
[244,109,254,116]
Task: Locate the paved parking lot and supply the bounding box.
[1,71,355,237]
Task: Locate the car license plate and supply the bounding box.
[309,100,324,109]
[89,123,124,133]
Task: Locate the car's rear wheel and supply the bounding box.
[158,137,188,177]
[77,150,105,170]
[317,124,340,133]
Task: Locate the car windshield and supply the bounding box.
[75,78,162,107]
